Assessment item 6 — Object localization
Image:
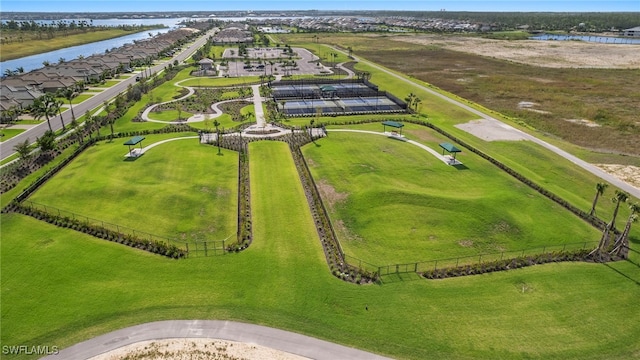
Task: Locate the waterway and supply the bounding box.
[0,18,188,74]
[530,33,640,44]
[0,16,307,74]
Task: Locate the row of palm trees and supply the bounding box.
[404,92,422,113]
[589,182,638,258]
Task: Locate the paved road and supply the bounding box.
[331,47,640,199]
[41,320,393,360]
[0,29,216,161]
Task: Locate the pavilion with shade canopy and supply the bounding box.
[382,121,404,138]
[123,136,145,158]
[439,142,462,165]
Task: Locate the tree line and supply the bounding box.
[0,20,165,44]
[380,11,640,32]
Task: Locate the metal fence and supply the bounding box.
[21,200,229,257]
[359,241,599,277]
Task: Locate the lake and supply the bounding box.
[530,34,640,44]
[0,18,187,74]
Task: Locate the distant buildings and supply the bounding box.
[623,26,640,37]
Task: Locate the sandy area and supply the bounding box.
[595,164,640,190]
[88,338,310,360]
[394,35,640,69]
[455,119,527,141]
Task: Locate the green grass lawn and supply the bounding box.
[68,94,94,104]
[180,76,262,87]
[27,134,238,243]
[92,80,122,88]
[1,210,638,360]
[0,128,26,142]
[146,109,195,121]
[303,129,601,264]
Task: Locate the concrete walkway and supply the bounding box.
[329,129,458,165]
[42,320,393,360]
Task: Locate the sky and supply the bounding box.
[1,0,639,13]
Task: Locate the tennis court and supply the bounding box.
[272,79,408,117]
[281,96,404,116]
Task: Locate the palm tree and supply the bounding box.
[70,118,83,145]
[611,202,640,257]
[597,190,630,253]
[589,182,608,216]
[609,190,630,228]
[53,98,65,130]
[213,119,221,155]
[412,97,422,113]
[404,93,416,112]
[84,111,94,140]
[32,94,56,132]
[13,139,31,161]
[61,87,76,122]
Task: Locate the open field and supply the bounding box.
[1,209,639,360]
[303,129,600,264]
[2,35,640,360]
[28,134,238,243]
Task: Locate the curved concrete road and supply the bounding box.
[41,320,393,360]
[331,47,640,199]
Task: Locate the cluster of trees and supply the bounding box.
[1,20,165,44]
[375,11,640,32]
[590,183,638,259]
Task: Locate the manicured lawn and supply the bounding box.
[146,109,194,121]
[69,94,94,104]
[0,128,26,142]
[303,129,601,264]
[1,209,638,360]
[27,134,238,243]
[92,80,122,88]
[180,76,262,87]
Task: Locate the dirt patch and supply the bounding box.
[394,35,640,69]
[316,179,348,210]
[458,239,473,247]
[595,164,640,189]
[518,101,551,114]
[88,338,309,360]
[565,119,601,127]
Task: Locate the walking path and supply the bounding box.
[329,129,459,165]
[41,320,392,360]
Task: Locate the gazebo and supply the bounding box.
[124,136,145,158]
[439,142,461,164]
[382,121,404,137]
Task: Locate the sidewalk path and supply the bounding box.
[42,320,393,360]
[329,129,455,165]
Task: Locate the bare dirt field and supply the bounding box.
[394,35,640,69]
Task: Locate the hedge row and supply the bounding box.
[421,249,613,279]
[227,149,253,252]
[13,204,187,259]
[290,143,379,284]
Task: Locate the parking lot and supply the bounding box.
[219,47,332,77]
